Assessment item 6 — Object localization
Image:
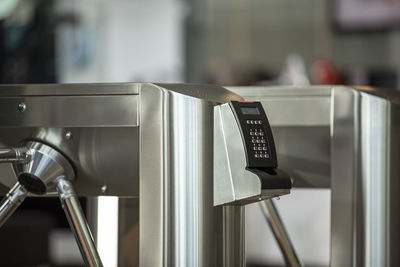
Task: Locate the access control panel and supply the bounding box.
[230,101,277,169]
[214,100,291,205]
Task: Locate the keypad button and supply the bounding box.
[250,132,254,136]
[254,154,259,158]
[261,139,266,143]
[258,120,262,124]
[246,120,251,124]
[260,132,264,136]
[254,132,259,136]
[263,147,267,151]
[250,120,254,124]
[256,140,260,143]
[258,147,262,151]
[265,154,270,158]
[252,140,256,143]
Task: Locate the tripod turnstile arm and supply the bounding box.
[56,177,103,267]
[259,199,303,267]
[0,147,32,163]
[0,183,27,227]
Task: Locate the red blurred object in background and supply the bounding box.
[311,58,342,85]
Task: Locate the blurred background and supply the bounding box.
[0,0,399,266]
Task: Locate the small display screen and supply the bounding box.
[241,107,260,115]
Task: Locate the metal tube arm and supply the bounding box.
[0,183,27,228]
[259,199,303,267]
[56,177,103,267]
[0,147,32,163]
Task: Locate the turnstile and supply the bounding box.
[0,83,292,267]
[230,85,400,267]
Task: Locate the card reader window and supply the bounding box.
[240,107,260,115]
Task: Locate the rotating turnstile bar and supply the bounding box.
[0,147,32,228]
[0,142,103,267]
[0,147,32,163]
[56,177,103,267]
[0,183,27,227]
[259,199,303,267]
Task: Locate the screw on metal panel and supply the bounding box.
[17,103,26,112]
[65,131,72,140]
[101,185,107,193]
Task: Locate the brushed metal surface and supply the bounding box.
[228,86,331,126]
[214,103,261,205]
[139,84,225,267]
[214,103,289,205]
[0,83,248,267]
[138,84,165,267]
[0,83,239,197]
[13,141,75,194]
[56,178,103,267]
[0,147,31,163]
[331,87,400,267]
[0,183,27,227]
[228,86,331,188]
[0,95,138,127]
[223,206,245,267]
[231,85,400,266]
[155,83,242,103]
[0,83,140,96]
[0,127,139,196]
[330,87,363,266]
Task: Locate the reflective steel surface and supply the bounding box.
[0,83,288,267]
[0,147,31,163]
[0,95,138,127]
[13,141,75,194]
[0,183,27,227]
[331,87,400,267]
[229,86,331,188]
[214,103,263,205]
[259,199,303,267]
[214,102,290,205]
[0,83,139,96]
[232,85,400,267]
[138,84,230,267]
[0,83,240,197]
[0,83,246,267]
[56,178,103,267]
[0,126,138,196]
[223,206,245,267]
[79,83,242,267]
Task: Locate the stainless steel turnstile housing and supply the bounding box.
[2,83,395,266]
[230,85,400,267]
[0,83,240,267]
[0,83,291,267]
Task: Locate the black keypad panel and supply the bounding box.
[248,124,270,159]
[230,101,277,169]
